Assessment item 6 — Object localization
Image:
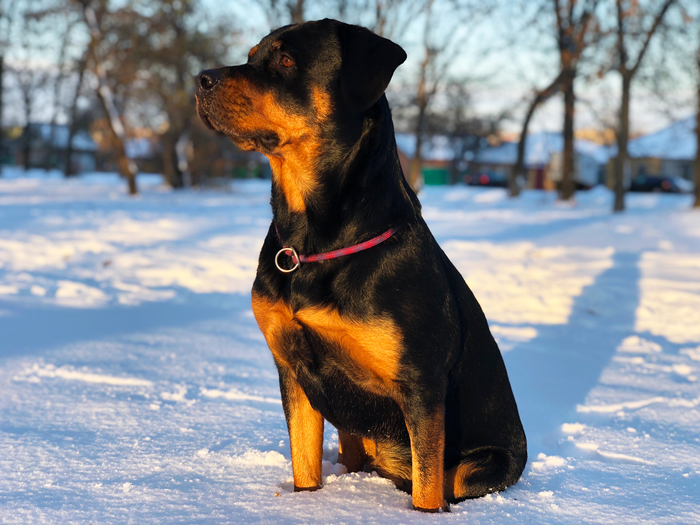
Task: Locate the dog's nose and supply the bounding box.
[198,69,222,91]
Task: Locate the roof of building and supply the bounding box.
[394,133,454,162]
[626,116,697,161]
[473,132,610,167]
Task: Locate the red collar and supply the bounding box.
[274,225,400,273]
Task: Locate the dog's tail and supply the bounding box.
[444,446,527,502]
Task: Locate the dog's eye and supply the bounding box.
[280,55,295,68]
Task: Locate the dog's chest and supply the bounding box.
[251,292,402,395]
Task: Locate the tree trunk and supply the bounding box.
[0,55,4,161]
[407,134,424,192]
[614,74,631,212]
[513,103,536,197]
[162,131,184,188]
[65,54,87,177]
[83,3,138,195]
[694,68,700,208]
[513,71,565,197]
[288,0,304,24]
[175,129,192,187]
[694,36,700,209]
[20,84,32,170]
[561,69,576,200]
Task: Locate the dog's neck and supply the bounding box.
[269,96,420,254]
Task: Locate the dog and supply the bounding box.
[196,19,526,512]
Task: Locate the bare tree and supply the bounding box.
[256,0,306,27]
[426,80,502,184]
[121,0,234,188]
[43,8,80,171]
[695,18,700,208]
[398,0,489,192]
[76,0,138,195]
[512,71,566,196]
[512,0,600,198]
[64,50,88,177]
[10,0,51,170]
[405,0,439,191]
[610,0,676,212]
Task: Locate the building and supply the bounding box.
[471,132,609,190]
[394,133,459,185]
[605,116,697,187]
[8,123,98,173]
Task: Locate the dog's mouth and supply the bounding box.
[196,97,217,131]
[202,114,217,131]
[200,112,215,130]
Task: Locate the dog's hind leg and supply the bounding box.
[337,431,367,473]
[444,446,526,502]
[403,403,450,512]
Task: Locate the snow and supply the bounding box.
[1,168,700,523]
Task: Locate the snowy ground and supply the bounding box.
[1,168,699,524]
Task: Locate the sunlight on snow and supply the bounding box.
[636,252,700,343]
[444,241,614,325]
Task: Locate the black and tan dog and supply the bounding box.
[196,19,526,512]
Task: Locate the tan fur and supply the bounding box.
[312,86,333,122]
[445,460,484,501]
[407,406,446,510]
[286,376,324,489]
[209,79,325,213]
[368,441,412,483]
[252,293,403,393]
[337,431,367,473]
[294,305,401,394]
[251,292,296,369]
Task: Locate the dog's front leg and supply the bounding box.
[403,401,449,512]
[278,366,324,491]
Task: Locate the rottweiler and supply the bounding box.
[195,18,527,512]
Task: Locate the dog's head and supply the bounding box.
[195,19,406,212]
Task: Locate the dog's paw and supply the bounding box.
[293,484,322,492]
[413,502,451,513]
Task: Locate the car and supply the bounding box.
[629,175,693,194]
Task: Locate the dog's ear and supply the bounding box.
[337,23,407,113]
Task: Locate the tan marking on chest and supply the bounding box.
[251,293,402,388]
[295,305,402,389]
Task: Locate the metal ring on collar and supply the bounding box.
[275,247,300,273]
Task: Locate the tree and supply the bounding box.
[610,0,676,212]
[694,15,700,208]
[512,0,601,199]
[42,6,80,172]
[254,0,306,27]
[512,71,566,196]
[392,0,488,192]
[426,80,502,184]
[76,0,138,195]
[9,0,51,170]
[118,0,235,188]
[64,50,88,177]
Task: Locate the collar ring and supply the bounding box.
[275,247,300,273]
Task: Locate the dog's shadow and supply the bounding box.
[505,250,642,450]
